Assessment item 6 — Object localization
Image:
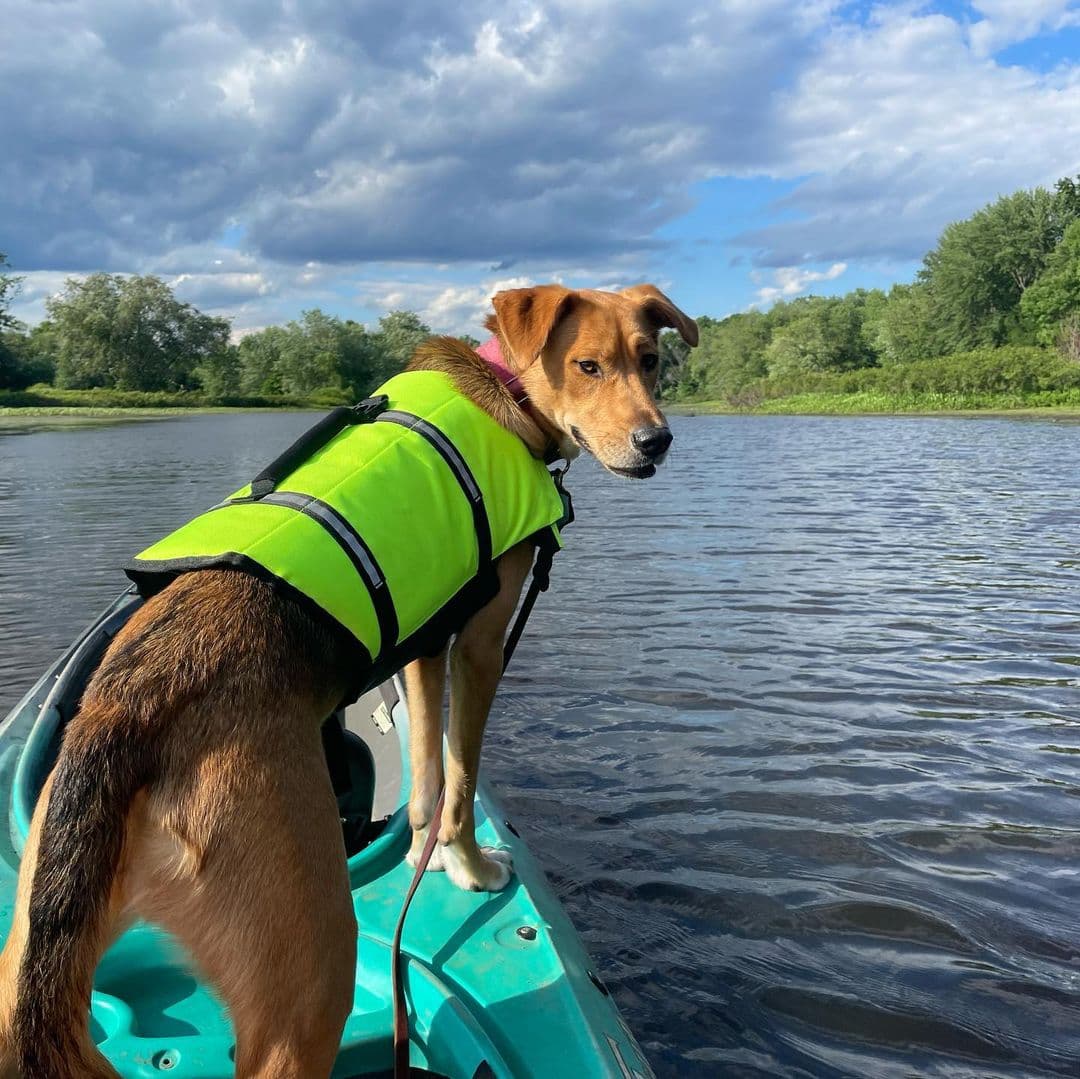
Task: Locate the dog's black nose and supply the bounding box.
[630,425,673,459]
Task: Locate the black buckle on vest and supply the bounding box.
[551,461,574,531]
[350,395,388,422]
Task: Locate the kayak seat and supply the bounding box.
[321,711,379,857]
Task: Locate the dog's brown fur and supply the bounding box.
[0,285,696,1078]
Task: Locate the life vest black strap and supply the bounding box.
[502,540,554,671]
[250,395,387,500]
[258,491,399,654]
[552,462,574,531]
[375,410,494,570]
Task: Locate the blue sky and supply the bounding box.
[3,1,1080,335]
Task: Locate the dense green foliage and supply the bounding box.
[752,388,1080,414]
[46,274,231,391]
[664,174,1080,407]
[231,309,431,401]
[731,346,1080,406]
[1,326,55,390]
[1020,219,1080,356]
[0,265,439,404]
[676,346,1080,414]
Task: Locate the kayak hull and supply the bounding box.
[0,593,653,1078]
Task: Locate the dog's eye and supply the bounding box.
[641,353,659,372]
[576,359,601,377]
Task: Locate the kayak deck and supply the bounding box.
[0,593,652,1078]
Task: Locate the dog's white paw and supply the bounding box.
[406,830,445,872]
[442,844,514,893]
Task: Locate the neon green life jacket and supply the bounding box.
[126,371,569,681]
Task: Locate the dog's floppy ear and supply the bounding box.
[488,285,576,370]
[621,284,699,347]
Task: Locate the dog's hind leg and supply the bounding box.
[403,647,448,869]
[0,769,131,1079]
[132,732,356,1079]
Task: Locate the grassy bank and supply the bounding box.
[755,388,1080,414]
[666,347,1080,416]
[669,392,1080,416]
[0,406,303,421]
[0,405,319,435]
[0,384,335,412]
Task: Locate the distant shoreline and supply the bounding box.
[0,406,310,417]
[0,406,321,433]
[4,401,1079,428]
[665,392,1080,419]
[0,386,332,415]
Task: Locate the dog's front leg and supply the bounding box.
[440,540,535,892]
[403,646,449,869]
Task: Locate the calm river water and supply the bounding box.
[1,412,1079,1077]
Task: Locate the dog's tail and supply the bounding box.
[12,705,153,1078]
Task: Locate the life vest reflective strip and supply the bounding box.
[256,488,400,650]
[125,370,567,675]
[376,408,494,571]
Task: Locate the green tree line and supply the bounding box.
[3,172,1080,409]
[0,269,438,404]
[665,174,1080,403]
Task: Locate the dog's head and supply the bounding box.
[486,284,698,478]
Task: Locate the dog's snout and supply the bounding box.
[630,425,673,460]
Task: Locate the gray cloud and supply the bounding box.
[3,0,1080,327]
[739,6,1080,269]
[1,0,829,274]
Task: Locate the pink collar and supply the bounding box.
[475,336,531,413]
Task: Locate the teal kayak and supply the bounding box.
[0,591,653,1078]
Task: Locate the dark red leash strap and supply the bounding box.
[390,549,552,1078]
[392,786,445,1078]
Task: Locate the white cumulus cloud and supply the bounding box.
[969,0,1080,55]
[752,263,847,307]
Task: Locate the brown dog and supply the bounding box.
[0,284,697,1078]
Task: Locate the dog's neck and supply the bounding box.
[474,337,572,462]
[475,337,531,413]
[406,336,559,458]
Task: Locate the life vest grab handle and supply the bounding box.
[249,395,388,499]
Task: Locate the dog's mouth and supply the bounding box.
[609,463,657,480]
[570,425,591,452]
[570,426,658,480]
